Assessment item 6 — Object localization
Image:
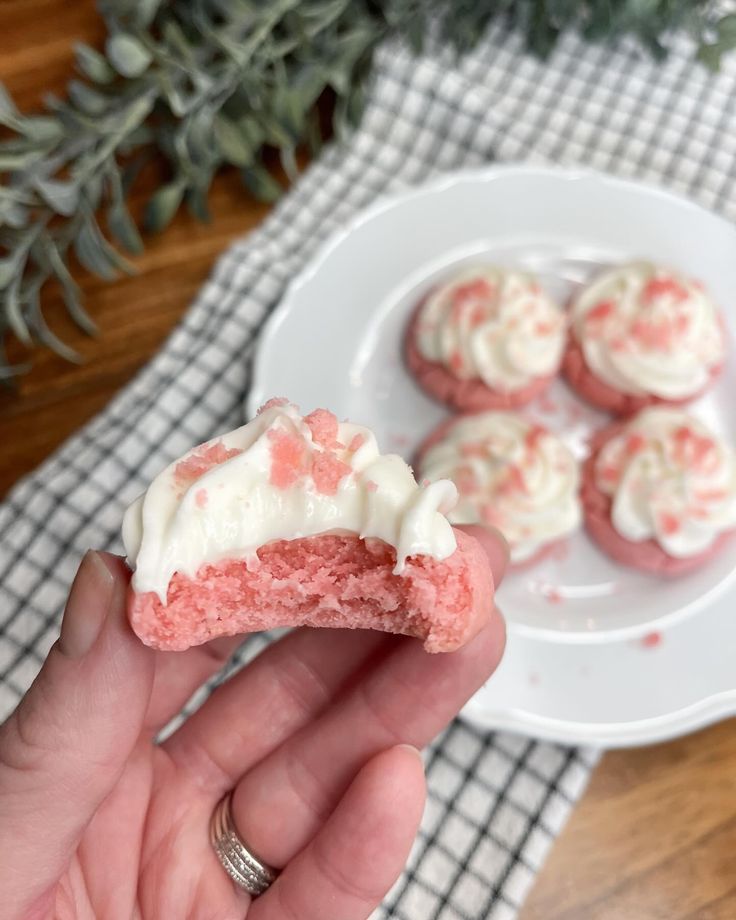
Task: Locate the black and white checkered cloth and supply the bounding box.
[3,21,736,919]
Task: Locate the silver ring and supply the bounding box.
[210,791,278,896]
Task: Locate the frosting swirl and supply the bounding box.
[415,267,566,392]
[595,408,736,557]
[123,400,458,601]
[419,412,581,563]
[572,262,725,399]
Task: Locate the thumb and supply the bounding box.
[0,550,155,916]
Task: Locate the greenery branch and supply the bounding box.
[1,0,734,378]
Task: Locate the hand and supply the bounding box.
[0,527,506,920]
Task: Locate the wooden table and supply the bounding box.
[3,3,736,917]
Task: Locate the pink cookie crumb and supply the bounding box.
[312,452,352,495]
[268,429,308,489]
[640,631,663,649]
[348,434,366,452]
[174,441,242,487]
[258,397,291,414]
[305,408,340,448]
[195,489,208,509]
[128,530,494,654]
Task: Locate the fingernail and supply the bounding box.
[396,743,424,764]
[59,551,116,659]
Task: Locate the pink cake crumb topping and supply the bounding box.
[312,453,352,495]
[268,429,308,489]
[128,530,494,654]
[195,489,208,509]
[258,397,291,414]
[174,441,242,487]
[305,408,340,448]
[348,433,366,452]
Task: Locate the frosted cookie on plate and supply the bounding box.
[582,407,736,575]
[564,262,725,415]
[417,411,582,567]
[405,266,567,411]
[123,399,495,653]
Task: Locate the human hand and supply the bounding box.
[0,526,506,920]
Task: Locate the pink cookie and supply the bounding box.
[582,417,735,575]
[565,263,725,416]
[406,305,554,411]
[128,530,493,654]
[563,335,721,417]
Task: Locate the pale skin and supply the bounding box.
[0,525,507,920]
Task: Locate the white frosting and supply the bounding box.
[415,266,566,392]
[572,262,725,398]
[419,412,581,563]
[596,408,736,557]
[123,402,458,601]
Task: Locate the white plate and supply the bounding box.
[248,166,736,745]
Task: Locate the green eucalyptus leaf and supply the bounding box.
[26,283,82,363]
[186,185,212,223]
[3,278,32,344]
[106,33,153,78]
[107,200,144,254]
[0,82,20,127]
[68,80,110,116]
[241,165,282,203]
[33,177,81,217]
[43,236,97,335]
[74,219,118,280]
[143,179,186,232]
[74,43,116,84]
[214,114,254,166]
[134,0,163,28]
[18,116,63,143]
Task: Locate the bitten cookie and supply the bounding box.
[123,399,495,653]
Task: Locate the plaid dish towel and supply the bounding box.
[4,20,736,920]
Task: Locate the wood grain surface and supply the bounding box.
[2,3,735,918]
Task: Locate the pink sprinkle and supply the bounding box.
[587,300,615,323]
[195,488,208,509]
[694,488,727,502]
[544,586,563,604]
[174,441,242,486]
[304,409,340,448]
[312,452,352,495]
[421,478,431,487]
[658,512,680,536]
[449,350,464,374]
[626,433,646,455]
[470,304,487,327]
[524,425,547,452]
[643,278,688,303]
[366,481,378,493]
[535,320,555,336]
[258,397,290,414]
[499,465,528,496]
[452,278,493,305]
[348,434,366,452]
[268,429,308,489]
[672,427,716,472]
[640,631,663,648]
